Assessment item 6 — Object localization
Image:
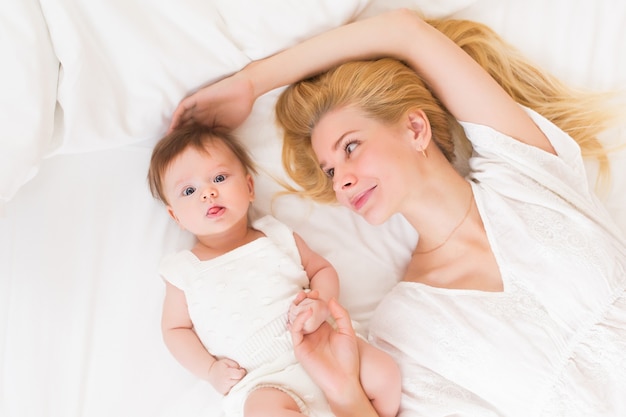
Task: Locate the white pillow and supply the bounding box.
[213,0,372,60]
[358,0,477,19]
[45,0,252,154]
[0,0,58,207]
[44,0,376,156]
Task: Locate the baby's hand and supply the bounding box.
[289,290,329,334]
[208,358,247,395]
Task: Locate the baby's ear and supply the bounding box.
[167,207,184,230]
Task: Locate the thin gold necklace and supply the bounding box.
[414,190,474,255]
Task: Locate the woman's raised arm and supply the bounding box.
[170,9,413,132]
[240,9,414,100]
[171,8,553,153]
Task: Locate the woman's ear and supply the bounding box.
[407,109,432,155]
[247,174,255,202]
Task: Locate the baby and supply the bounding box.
[147,122,400,417]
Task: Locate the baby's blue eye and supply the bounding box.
[214,174,226,183]
[182,187,195,196]
[325,168,335,178]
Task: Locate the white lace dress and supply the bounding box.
[368,109,626,417]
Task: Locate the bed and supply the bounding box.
[1,0,624,416]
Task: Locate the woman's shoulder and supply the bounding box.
[462,106,590,194]
[461,106,583,167]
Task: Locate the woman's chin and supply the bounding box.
[360,208,389,226]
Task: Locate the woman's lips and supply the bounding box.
[350,186,375,211]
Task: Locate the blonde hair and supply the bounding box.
[276,17,620,203]
[148,122,257,205]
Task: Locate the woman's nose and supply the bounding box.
[332,170,356,192]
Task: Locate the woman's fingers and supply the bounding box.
[169,99,195,133]
[328,298,355,337]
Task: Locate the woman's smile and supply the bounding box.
[350,186,376,211]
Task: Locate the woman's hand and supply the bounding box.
[290,293,376,416]
[169,71,256,133]
[207,357,247,395]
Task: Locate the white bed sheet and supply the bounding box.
[1,1,625,417]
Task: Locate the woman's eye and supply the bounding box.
[182,187,195,196]
[325,168,335,179]
[213,174,226,183]
[345,141,358,154]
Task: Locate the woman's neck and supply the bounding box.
[401,162,474,254]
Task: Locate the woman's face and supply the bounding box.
[311,105,420,225]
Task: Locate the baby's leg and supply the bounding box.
[357,338,402,417]
[244,387,305,417]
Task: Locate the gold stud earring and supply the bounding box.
[420,148,428,158]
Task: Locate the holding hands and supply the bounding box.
[288,290,330,334]
[289,291,367,412]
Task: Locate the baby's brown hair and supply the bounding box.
[148,122,257,205]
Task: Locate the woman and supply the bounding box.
[170,9,626,417]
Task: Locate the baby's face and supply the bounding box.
[163,141,254,237]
